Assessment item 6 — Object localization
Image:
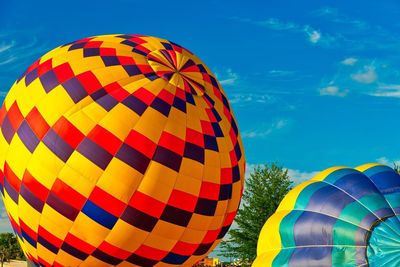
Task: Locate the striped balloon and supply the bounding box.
[0,34,245,266]
[253,163,400,267]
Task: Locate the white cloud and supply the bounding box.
[245,163,318,184]
[0,33,48,71]
[376,157,400,167]
[0,41,15,53]
[0,56,16,66]
[229,93,273,105]
[215,68,238,86]
[257,18,298,31]
[230,16,327,45]
[305,27,321,43]
[351,65,377,84]
[341,57,358,65]
[319,85,348,97]
[242,119,288,139]
[313,6,367,29]
[268,69,295,77]
[287,169,319,184]
[369,84,400,98]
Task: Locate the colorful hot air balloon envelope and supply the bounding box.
[253,163,400,267]
[0,34,245,266]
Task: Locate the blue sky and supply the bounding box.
[1,1,400,231]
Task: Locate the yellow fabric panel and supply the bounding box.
[203,165,221,183]
[174,174,202,196]
[180,158,203,181]
[204,150,220,168]
[252,250,279,267]
[96,158,143,203]
[98,103,140,140]
[68,56,105,76]
[57,164,95,198]
[0,134,8,165]
[152,220,186,240]
[122,77,162,95]
[256,210,293,257]
[356,163,383,172]
[17,197,41,232]
[36,244,57,267]
[22,239,38,262]
[69,213,110,247]
[66,151,103,183]
[216,137,229,153]
[91,66,127,86]
[39,45,69,64]
[132,108,168,143]
[227,181,243,212]
[66,108,97,135]
[163,119,187,141]
[209,215,225,230]
[81,101,108,123]
[143,233,177,251]
[187,214,213,231]
[310,166,348,182]
[104,220,148,252]
[180,227,206,244]
[137,161,176,203]
[36,85,75,126]
[27,143,64,189]
[214,200,228,216]
[3,82,19,110]
[276,180,316,212]
[6,135,31,178]
[3,191,19,221]
[219,152,232,168]
[16,80,47,117]
[54,250,83,267]
[80,256,110,267]
[39,204,74,240]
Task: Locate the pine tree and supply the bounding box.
[219,163,292,265]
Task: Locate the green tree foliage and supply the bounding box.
[219,163,292,265]
[0,233,25,267]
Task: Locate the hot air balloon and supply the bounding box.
[0,34,245,266]
[253,163,400,267]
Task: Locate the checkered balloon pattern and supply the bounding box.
[0,34,245,266]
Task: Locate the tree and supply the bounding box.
[219,163,292,265]
[0,233,25,267]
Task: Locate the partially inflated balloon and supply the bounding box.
[253,164,400,267]
[0,34,245,266]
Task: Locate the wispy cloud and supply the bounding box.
[242,119,289,139]
[304,26,321,43]
[214,68,239,86]
[287,168,319,184]
[319,85,348,97]
[0,32,48,72]
[341,57,358,65]
[0,40,15,53]
[267,69,295,77]
[313,6,368,29]
[351,65,377,84]
[257,18,298,30]
[229,93,274,106]
[376,157,400,167]
[369,84,400,98]
[245,163,318,184]
[230,16,326,45]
